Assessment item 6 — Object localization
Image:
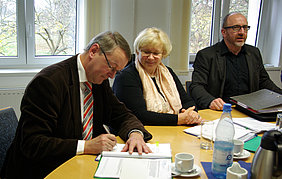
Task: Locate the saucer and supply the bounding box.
[233,150,251,159]
[171,163,201,177]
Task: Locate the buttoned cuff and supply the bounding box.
[76,140,85,155]
[128,129,144,138]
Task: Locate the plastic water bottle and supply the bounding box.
[212,103,235,178]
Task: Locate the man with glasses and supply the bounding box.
[1,31,152,178]
[190,12,282,111]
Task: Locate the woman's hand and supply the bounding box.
[177,106,202,125]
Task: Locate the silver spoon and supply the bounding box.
[171,168,197,177]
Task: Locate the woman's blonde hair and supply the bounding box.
[134,27,172,58]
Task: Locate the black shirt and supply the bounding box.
[222,42,250,102]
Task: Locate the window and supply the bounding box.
[190,0,213,55]
[189,0,261,64]
[34,0,76,56]
[0,0,79,66]
[0,0,17,57]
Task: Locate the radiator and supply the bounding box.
[0,88,25,120]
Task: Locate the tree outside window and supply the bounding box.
[34,0,76,56]
[189,0,253,55]
[0,0,17,57]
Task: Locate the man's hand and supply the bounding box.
[84,134,117,154]
[121,132,152,155]
[209,98,225,110]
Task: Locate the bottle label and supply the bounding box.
[212,141,234,174]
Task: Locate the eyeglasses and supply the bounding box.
[140,50,162,58]
[224,25,250,32]
[99,47,120,73]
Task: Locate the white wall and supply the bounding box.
[110,0,171,65]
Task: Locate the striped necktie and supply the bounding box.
[82,82,93,140]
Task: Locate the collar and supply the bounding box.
[220,40,246,56]
[77,54,88,83]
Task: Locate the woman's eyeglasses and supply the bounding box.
[141,50,162,58]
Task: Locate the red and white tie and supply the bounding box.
[82,82,93,140]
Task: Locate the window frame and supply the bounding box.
[0,0,80,67]
[189,0,223,64]
[189,0,261,65]
[0,0,26,66]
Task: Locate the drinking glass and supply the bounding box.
[200,121,214,150]
[275,113,282,131]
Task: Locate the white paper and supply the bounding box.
[184,118,258,142]
[232,117,275,133]
[95,157,171,179]
[119,158,171,179]
[101,143,171,159]
[94,143,172,178]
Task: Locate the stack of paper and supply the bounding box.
[94,143,172,179]
[101,143,171,159]
[232,117,275,132]
[184,117,275,142]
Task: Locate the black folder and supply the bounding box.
[230,89,282,122]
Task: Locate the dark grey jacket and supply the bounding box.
[190,40,282,109]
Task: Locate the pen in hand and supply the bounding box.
[103,124,111,134]
[103,124,117,149]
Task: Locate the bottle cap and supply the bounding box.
[223,103,232,112]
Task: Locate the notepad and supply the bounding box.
[94,143,172,179]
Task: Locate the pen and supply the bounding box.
[103,124,111,134]
[103,124,117,148]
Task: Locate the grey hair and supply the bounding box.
[84,31,131,61]
[222,12,242,28]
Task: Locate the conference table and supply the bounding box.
[45,109,255,179]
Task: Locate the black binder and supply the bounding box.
[230,89,282,122]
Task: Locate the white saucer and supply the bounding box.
[233,149,251,159]
[171,163,201,177]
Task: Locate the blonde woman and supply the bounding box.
[113,27,202,126]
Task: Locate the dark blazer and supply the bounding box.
[190,40,282,109]
[112,60,196,126]
[1,55,152,179]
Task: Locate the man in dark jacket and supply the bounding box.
[1,31,152,178]
[190,12,282,110]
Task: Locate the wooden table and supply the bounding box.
[45,109,253,179]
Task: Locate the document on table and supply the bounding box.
[96,143,171,161]
[183,117,275,142]
[94,143,172,179]
[183,119,254,141]
[94,157,171,179]
[232,117,275,133]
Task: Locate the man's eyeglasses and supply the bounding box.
[224,25,250,32]
[99,47,120,73]
[141,50,162,58]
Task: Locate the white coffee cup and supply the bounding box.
[175,153,194,173]
[233,139,244,156]
[227,162,248,179]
